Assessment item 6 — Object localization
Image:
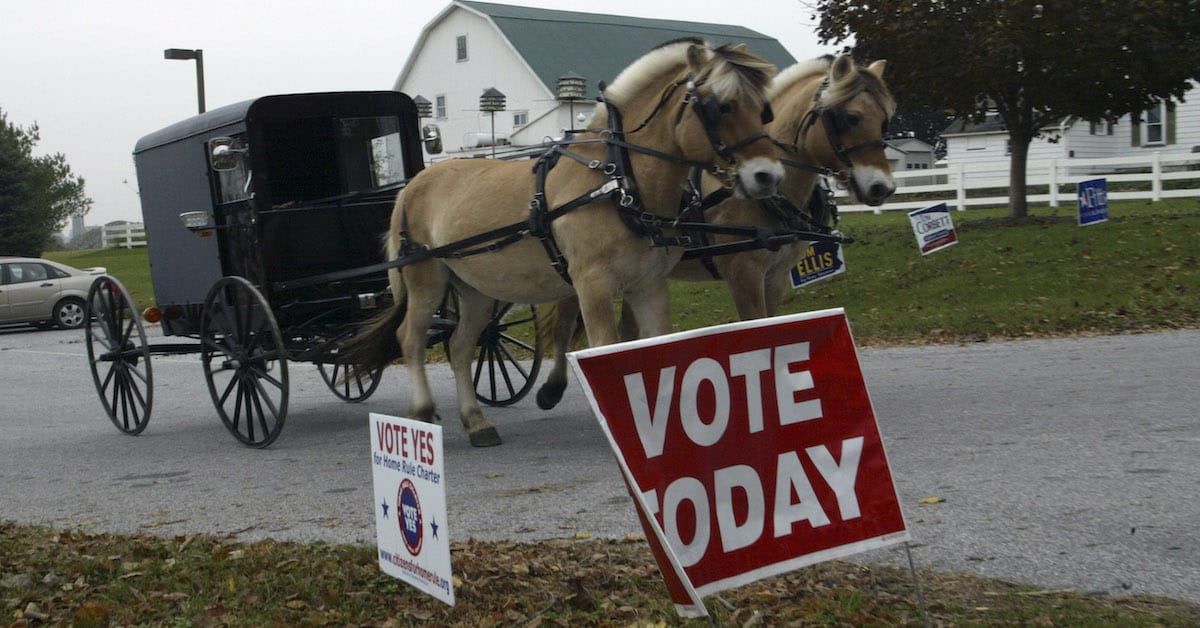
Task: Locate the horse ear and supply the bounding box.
[830,54,855,81]
[686,44,709,72]
[866,59,887,78]
[732,43,747,52]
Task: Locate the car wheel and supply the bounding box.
[54,297,87,329]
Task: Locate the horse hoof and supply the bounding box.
[469,426,503,447]
[536,382,566,410]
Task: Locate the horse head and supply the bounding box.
[598,39,785,200]
[778,54,897,206]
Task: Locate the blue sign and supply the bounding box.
[790,240,846,288]
[1077,178,1109,226]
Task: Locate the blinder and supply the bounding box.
[683,83,772,166]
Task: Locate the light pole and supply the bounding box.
[479,87,506,158]
[163,48,206,114]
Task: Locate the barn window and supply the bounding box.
[456,35,468,62]
[435,95,446,119]
[512,111,528,127]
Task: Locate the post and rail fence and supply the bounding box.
[101,222,147,249]
[836,151,1200,213]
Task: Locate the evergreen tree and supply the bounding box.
[0,109,92,256]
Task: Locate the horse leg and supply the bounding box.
[724,259,770,320]
[445,284,502,447]
[536,296,580,410]
[616,298,640,342]
[575,279,622,346]
[620,281,672,338]
[398,261,447,423]
[763,266,793,318]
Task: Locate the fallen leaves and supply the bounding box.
[2,521,1197,626]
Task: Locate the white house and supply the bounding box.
[941,82,1200,168]
[393,0,796,159]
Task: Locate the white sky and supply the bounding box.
[0,0,833,230]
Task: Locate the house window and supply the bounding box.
[456,35,468,62]
[1142,101,1167,145]
[512,111,528,127]
[435,95,446,119]
[1089,120,1114,135]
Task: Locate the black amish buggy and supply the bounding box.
[85,91,542,448]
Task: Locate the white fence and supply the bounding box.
[837,151,1200,213]
[101,222,147,248]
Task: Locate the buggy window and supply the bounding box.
[262,115,405,206]
[212,134,252,204]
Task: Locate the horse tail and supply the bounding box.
[339,189,409,371]
[338,294,406,372]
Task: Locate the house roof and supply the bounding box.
[942,113,1074,137]
[401,1,797,99]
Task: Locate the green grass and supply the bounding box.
[672,199,1200,344]
[45,247,154,309]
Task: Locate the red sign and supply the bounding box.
[568,308,909,617]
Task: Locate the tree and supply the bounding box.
[811,0,1200,218]
[0,109,92,256]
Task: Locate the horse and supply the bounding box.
[535,53,897,410]
[341,39,785,446]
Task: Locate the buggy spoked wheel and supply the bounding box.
[85,275,153,435]
[201,276,289,448]
[442,295,542,407]
[317,362,383,402]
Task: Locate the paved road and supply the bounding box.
[1,325,1197,604]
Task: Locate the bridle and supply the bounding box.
[796,78,892,170]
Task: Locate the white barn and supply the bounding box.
[393,0,796,159]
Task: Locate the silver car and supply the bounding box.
[0,257,106,330]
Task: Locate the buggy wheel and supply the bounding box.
[317,362,383,402]
[441,294,542,407]
[85,275,153,435]
[201,276,289,448]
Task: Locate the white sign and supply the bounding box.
[370,413,454,606]
[908,203,959,255]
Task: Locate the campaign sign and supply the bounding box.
[790,240,846,288]
[370,413,454,606]
[1077,177,1109,226]
[908,203,958,255]
[568,309,909,617]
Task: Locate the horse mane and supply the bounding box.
[595,39,776,124]
[821,57,897,117]
[768,54,896,118]
[767,56,834,101]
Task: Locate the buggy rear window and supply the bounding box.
[262,115,405,205]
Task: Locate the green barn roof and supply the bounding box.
[457,0,796,98]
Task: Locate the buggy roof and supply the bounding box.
[133,91,412,154]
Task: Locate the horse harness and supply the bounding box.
[394,75,775,286]
[678,76,893,279]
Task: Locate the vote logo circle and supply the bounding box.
[397,479,423,555]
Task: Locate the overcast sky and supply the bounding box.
[0,0,834,231]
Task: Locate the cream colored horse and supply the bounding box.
[536,54,896,410]
[342,39,784,446]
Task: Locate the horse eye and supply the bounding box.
[720,102,735,116]
[845,113,861,127]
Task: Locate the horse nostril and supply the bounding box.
[870,181,895,201]
[754,170,779,189]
